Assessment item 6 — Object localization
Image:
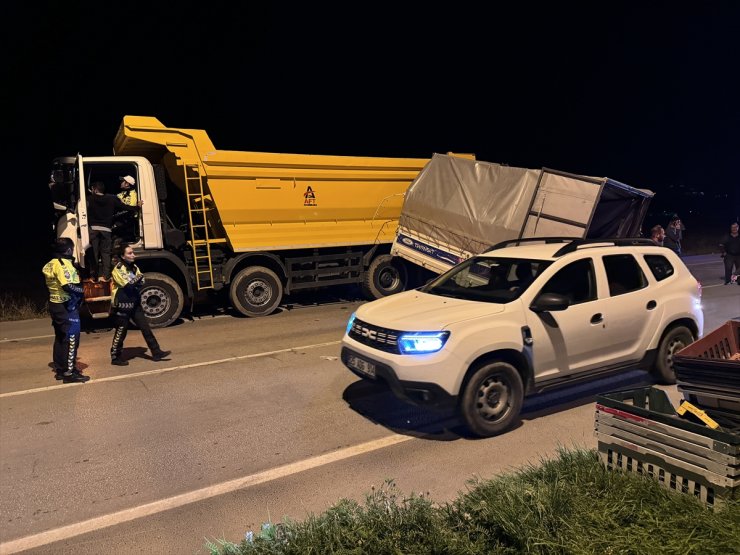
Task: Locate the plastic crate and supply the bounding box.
[594,387,740,508]
[674,320,740,414]
[598,440,738,508]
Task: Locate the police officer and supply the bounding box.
[110,243,171,366]
[42,238,90,383]
[114,175,139,246]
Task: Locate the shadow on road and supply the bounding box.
[343,369,654,441]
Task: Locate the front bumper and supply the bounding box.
[340,346,456,409]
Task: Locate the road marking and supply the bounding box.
[0,433,413,554]
[0,340,342,399]
[0,334,54,343]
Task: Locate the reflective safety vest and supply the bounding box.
[42,257,80,303]
[111,261,143,308]
[117,189,138,207]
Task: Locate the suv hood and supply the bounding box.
[357,291,505,330]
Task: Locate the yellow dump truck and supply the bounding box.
[49,116,429,327]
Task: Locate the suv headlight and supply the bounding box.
[345,312,356,335]
[398,331,450,354]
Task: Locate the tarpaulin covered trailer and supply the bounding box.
[391,154,654,274]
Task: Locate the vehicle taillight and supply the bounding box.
[696,279,702,299]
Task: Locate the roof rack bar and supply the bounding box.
[552,237,657,257]
[485,237,577,253]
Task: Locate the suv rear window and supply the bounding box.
[643,254,675,282]
[603,254,648,296]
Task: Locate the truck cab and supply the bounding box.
[49,155,180,323]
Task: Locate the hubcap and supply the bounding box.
[245,279,271,306]
[378,267,400,290]
[666,337,687,369]
[140,286,170,317]
[476,376,510,420]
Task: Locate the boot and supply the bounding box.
[151,349,171,361]
[62,372,90,383]
[111,358,129,366]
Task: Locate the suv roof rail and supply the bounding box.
[484,237,577,253]
[552,238,657,257]
[484,236,658,256]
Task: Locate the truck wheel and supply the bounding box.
[460,361,524,437]
[139,272,184,328]
[230,266,283,317]
[650,326,694,385]
[362,255,408,299]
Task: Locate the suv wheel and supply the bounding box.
[651,326,694,385]
[460,361,524,437]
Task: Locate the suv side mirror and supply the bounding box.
[530,292,570,313]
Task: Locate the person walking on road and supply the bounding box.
[720,221,740,285]
[42,238,91,383]
[110,243,171,366]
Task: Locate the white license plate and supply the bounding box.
[347,355,376,378]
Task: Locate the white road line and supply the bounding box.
[0,340,342,399]
[0,434,413,554]
[0,334,54,343]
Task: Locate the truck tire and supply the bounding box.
[650,325,694,385]
[362,255,408,299]
[460,361,524,437]
[230,266,283,317]
[139,272,185,329]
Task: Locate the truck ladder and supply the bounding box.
[184,163,215,290]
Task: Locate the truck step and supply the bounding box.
[87,296,112,302]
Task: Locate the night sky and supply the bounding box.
[5,3,739,295]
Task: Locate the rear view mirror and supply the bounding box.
[530,292,570,313]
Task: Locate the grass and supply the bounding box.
[205,447,740,555]
[0,292,47,321]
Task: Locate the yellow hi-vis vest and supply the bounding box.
[117,189,138,206]
[111,261,143,307]
[42,258,80,303]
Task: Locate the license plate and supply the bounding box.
[347,355,376,378]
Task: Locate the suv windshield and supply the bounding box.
[421,256,552,303]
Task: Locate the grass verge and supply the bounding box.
[0,292,47,321]
[205,447,740,554]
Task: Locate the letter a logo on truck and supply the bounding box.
[304,186,317,207]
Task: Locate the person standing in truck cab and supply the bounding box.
[87,181,142,281]
[110,243,171,366]
[42,237,91,383]
[114,175,139,245]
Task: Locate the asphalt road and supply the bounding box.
[0,255,737,554]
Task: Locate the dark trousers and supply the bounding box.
[724,254,740,283]
[110,303,160,359]
[89,229,112,279]
[49,302,80,375]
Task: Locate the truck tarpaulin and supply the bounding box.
[392,154,654,274]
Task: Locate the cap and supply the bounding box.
[120,175,135,185]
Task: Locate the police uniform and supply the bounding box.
[115,189,139,244]
[110,260,168,364]
[42,255,88,381]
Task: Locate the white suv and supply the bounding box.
[341,238,704,437]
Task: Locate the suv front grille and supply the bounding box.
[348,318,401,354]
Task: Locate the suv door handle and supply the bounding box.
[590,313,603,324]
[646,300,657,310]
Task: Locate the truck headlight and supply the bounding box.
[346,312,356,335]
[398,331,450,354]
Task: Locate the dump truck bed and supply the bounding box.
[114,116,428,251]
